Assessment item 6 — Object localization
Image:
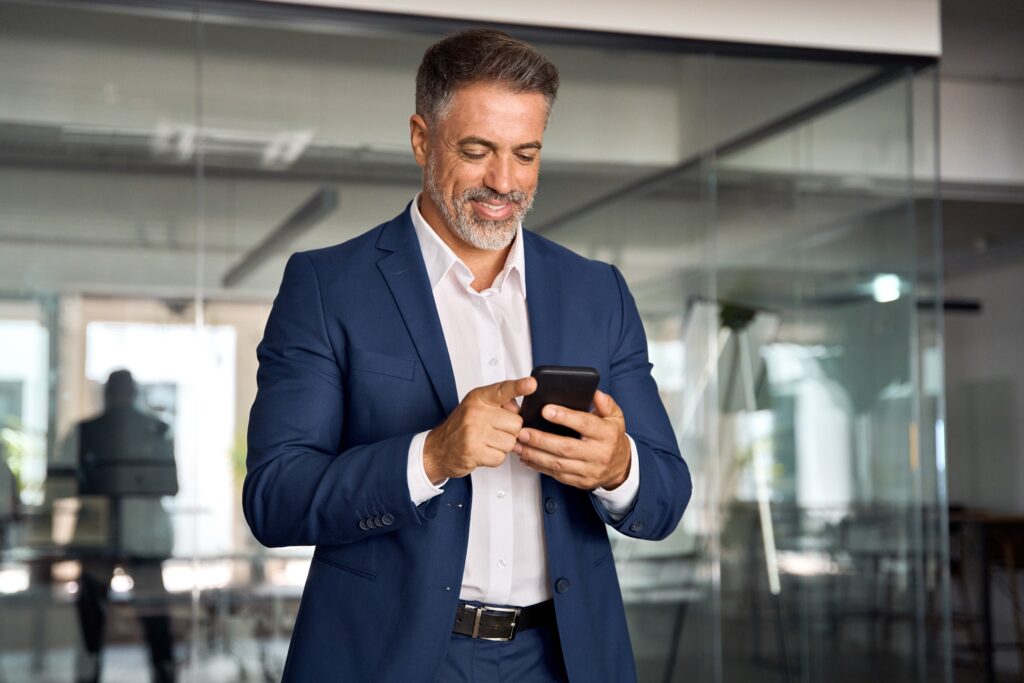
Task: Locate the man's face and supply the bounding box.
[411,83,548,251]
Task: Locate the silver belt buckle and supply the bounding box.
[471,605,522,641]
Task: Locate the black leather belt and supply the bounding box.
[452,599,555,641]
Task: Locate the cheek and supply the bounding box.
[451,169,488,196]
[516,168,540,193]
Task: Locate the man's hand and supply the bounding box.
[423,377,536,484]
[512,389,630,491]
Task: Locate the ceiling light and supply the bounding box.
[872,274,901,303]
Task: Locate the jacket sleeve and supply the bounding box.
[243,252,439,548]
[589,264,692,540]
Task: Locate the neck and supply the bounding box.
[418,193,512,292]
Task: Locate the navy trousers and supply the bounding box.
[432,611,570,682]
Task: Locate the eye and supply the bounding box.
[460,150,487,160]
[516,153,537,163]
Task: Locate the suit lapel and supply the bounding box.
[375,220,566,417]
[524,232,565,368]
[376,209,460,417]
[524,232,571,513]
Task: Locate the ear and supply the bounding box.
[409,114,429,169]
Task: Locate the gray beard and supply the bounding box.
[425,155,534,251]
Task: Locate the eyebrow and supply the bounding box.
[456,136,542,152]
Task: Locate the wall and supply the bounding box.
[939,0,1024,185]
[939,0,1024,514]
[944,264,1024,512]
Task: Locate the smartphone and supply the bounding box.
[519,366,601,439]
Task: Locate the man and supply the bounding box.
[72,369,177,683]
[244,29,691,682]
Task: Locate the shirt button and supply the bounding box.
[555,578,570,594]
[544,498,557,514]
[498,559,507,568]
[496,490,505,499]
[488,358,498,367]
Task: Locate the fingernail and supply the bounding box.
[518,430,530,443]
[543,405,557,419]
[512,443,523,454]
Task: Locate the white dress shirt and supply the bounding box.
[404,194,640,607]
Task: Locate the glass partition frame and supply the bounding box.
[0,2,947,681]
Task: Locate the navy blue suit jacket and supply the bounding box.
[244,205,692,682]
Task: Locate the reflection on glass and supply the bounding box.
[0,1,945,681]
[69,370,177,683]
[537,55,947,680]
[0,312,49,508]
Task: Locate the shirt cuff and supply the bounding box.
[407,430,448,507]
[591,434,640,520]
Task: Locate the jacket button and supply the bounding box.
[544,498,557,514]
[372,515,383,528]
[358,519,369,531]
[555,578,570,594]
[629,520,644,533]
[381,513,394,526]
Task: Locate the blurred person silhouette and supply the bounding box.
[72,369,178,683]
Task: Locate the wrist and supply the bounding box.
[601,442,631,490]
[423,431,446,485]
[601,469,628,491]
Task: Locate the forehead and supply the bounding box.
[441,83,549,143]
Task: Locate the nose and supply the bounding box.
[483,155,514,197]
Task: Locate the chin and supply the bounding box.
[460,222,517,251]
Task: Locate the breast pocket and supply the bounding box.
[349,347,416,381]
[345,346,431,442]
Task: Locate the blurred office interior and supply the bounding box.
[0,0,1022,681]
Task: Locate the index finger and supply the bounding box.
[477,376,537,406]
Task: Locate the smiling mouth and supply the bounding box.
[470,198,515,220]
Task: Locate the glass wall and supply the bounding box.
[0,1,946,681]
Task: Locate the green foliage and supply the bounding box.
[0,416,27,492]
[230,429,247,496]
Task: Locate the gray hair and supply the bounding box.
[416,29,560,125]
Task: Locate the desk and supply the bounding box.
[951,511,1024,683]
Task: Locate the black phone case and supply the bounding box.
[520,366,600,438]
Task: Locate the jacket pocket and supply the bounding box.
[312,553,378,581]
[349,347,416,381]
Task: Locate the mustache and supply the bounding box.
[461,187,529,205]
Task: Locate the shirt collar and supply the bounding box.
[409,193,526,298]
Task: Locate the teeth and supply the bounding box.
[479,201,506,211]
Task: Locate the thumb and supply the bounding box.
[593,390,622,419]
